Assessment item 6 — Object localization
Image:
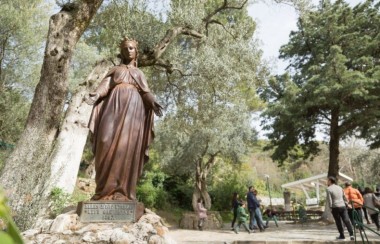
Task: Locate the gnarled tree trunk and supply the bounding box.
[0,0,103,230]
[192,153,218,211]
[47,60,112,193]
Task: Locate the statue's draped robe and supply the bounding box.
[88,64,154,200]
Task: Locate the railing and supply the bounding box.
[349,200,380,243]
[275,209,323,222]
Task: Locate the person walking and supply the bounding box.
[363,187,380,231]
[233,201,252,234]
[344,182,364,230]
[252,190,267,229]
[375,186,380,198]
[326,176,354,240]
[263,208,279,227]
[247,186,265,231]
[231,192,239,230]
[359,186,371,224]
[196,198,207,231]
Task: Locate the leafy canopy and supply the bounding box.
[261,0,380,165]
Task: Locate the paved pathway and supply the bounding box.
[168,221,380,244]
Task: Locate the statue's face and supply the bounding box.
[122,42,137,62]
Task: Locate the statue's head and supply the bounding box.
[119,36,139,66]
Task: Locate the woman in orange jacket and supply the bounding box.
[344,182,364,230]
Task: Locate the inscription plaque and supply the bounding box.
[77,201,137,223]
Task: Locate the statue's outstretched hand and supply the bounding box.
[153,102,163,117]
[85,92,100,105]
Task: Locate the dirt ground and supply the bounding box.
[167,221,380,244]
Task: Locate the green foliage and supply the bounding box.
[69,41,105,92]
[0,88,30,170]
[49,186,91,218]
[137,171,170,209]
[0,0,50,92]
[49,187,71,218]
[0,89,30,144]
[0,189,23,244]
[85,0,167,59]
[0,0,50,170]
[209,162,267,211]
[261,0,380,172]
[352,148,380,185]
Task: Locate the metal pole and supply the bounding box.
[265,175,272,210]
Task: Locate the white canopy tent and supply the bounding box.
[281,172,353,205]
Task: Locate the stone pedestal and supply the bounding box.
[76,201,144,223]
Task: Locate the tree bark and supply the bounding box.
[0,0,103,230]
[328,108,340,179]
[192,158,212,211]
[192,153,218,211]
[322,108,341,223]
[47,60,112,193]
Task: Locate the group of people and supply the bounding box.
[196,186,277,234]
[196,177,379,240]
[230,186,277,234]
[326,176,380,240]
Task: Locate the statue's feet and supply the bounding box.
[91,193,135,201]
[112,192,131,201]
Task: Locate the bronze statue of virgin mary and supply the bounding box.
[87,37,162,201]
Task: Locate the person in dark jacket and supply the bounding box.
[375,186,380,198]
[231,192,239,229]
[263,208,279,227]
[246,186,265,231]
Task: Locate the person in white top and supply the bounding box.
[326,176,354,240]
[196,198,207,230]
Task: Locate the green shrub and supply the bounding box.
[49,187,71,218]
[0,189,23,244]
[137,170,170,209]
[137,181,157,208]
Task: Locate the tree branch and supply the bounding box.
[139,26,203,67]
[206,19,237,39]
[202,0,248,36]
[205,151,220,171]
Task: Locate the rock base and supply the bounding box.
[179,211,223,230]
[23,209,176,244]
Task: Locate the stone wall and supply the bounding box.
[179,211,223,230]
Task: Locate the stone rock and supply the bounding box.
[22,229,40,238]
[35,233,59,243]
[74,223,113,234]
[33,218,54,232]
[82,231,97,242]
[148,234,165,244]
[155,226,169,237]
[179,211,223,230]
[110,228,136,243]
[53,240,66,244]
[49,213,78,233]
[24,210,176,244]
